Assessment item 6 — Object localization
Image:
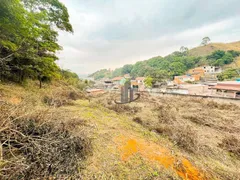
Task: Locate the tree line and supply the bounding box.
[89,49,240,83]
[0,0,82,88]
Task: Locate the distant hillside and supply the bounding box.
[189,41,240,69]
[189,41,240,56]
[89,41,240,81]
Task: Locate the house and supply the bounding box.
[136,77,145,84]
[131,81,139,88]
[174,75,199,84]
[112,76,124,85]
[103,79,113,89]
[211,81,240,98]
[188,66,222,81]
[202,66,222,74]
[130,77,146,91]
[188,67,205,77]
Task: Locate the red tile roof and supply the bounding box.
[212,82,240,91]
[112,76,123,81]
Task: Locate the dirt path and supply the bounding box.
[63,99,208,179]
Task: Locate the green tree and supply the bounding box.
[217,68,240,81]
[144,76,153,88]
[0,0,73,87]
[121,64,133,75]
[180,46,189,55]
[201,37,210,46]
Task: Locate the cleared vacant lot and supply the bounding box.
[96,92,240,179]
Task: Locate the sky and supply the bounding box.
[57,0,240,76]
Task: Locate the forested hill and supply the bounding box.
[0,0,84,88]
[89,41,240,81]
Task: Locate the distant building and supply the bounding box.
[166,87,189,94]
[112,76,124,85]
[103,79,113,89]
[130,77,146,91]
[165,84,210,95]
[174,75,199,84]
[123,74,131,78]
[136,77,145,84]
[203,66,222,74]
[211,81,240,98]
[188,67,205,76]
[189,66,222,75]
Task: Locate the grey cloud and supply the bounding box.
[58,0,240,75]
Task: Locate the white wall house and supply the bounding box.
[203,66,222,73]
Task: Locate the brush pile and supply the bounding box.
[0,101,91,179]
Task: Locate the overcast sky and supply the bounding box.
[57,0,240,76]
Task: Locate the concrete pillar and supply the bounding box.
[121,86,125,103]
[124,84,129,103]
[130,88,134,101]
[234,92,236,98]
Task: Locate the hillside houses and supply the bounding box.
[174,66,222,84]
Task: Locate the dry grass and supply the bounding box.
[0,81,92,179]
[2,82,240,179]
[97,92,240,179]
[219,136,240,159]
[189,41,240,57]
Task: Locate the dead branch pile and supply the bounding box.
[219,136,240,158]
[0,103,91,180]
[43,90,85,107]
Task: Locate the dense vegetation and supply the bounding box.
[206,50,240,66]
[0,0,82,88]
[89,49,240,82]
[217,68,240,81]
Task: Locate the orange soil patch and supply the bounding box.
[114,136,206,180]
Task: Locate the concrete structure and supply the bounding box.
[203,66,222,74]
[166,87,189,94]
[165,84,210,95]
[189,66,222,75]
[103,79,113,89]
[211,81,240,98]
[188,67,205,77]
[174,75,199,84]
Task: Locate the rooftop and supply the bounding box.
[112,76,123,81]
[212,81,240,91]
[136,77,145,81]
